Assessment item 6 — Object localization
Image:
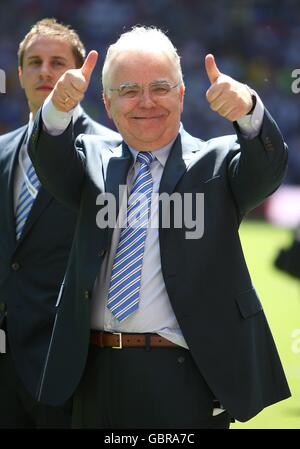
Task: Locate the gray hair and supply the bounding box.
[102,26,184,96]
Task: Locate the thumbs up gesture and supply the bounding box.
[50,50,98,112]
[205,54,254,122]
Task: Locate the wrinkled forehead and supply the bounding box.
[108,49,178,84]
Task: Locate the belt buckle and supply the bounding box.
[112,332,123,349]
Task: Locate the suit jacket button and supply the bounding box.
[264,137,273,148]
[99,249,106,257]
[84,290,90,300]
[11,262,21,271]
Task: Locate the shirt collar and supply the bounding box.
[128,136,178,168]
[27,113,34,143]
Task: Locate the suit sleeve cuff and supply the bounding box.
[42,95,75,136]
[236,89,264,140]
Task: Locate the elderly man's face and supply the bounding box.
[104,50,184,151]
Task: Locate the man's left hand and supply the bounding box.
[205,54,253,122]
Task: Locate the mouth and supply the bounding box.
[131,115,165,120]
[36,86,53,92]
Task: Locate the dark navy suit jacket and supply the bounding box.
[28,108,290,421]
[0,111,120,398]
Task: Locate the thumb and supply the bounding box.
[81,50,98,82]
[205,54,221,84]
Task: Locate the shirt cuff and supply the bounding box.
[236,89,264,140]
[42,95,75,136]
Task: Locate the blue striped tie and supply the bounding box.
[107,151,154,322]
[15,163,40,240]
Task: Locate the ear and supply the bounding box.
[18,66,24,89]
[103,93,112,119]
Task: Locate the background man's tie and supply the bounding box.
[107,151,154,321]
[15,162,40,240]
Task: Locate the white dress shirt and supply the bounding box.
[91,141,189,348]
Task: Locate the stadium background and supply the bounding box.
[0,0,299,429]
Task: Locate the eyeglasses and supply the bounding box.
[108,80,180,100]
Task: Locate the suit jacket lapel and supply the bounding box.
[6,127,27,246]
[16,187,53,246]
[15,128,54,246]
[104,142,132,242]
[158,128,207,245]
[159,129,202,195]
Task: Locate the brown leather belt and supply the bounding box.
[90,331,178,349]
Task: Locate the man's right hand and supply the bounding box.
[50,50,98,112]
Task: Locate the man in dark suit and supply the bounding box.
[0,18,119,429]
[29,26,290,429]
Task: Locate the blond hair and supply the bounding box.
[18,18,86,68]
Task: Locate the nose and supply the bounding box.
[39,61,52,80]
[138,87,156,108]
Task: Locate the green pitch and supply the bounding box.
[231,221,300,429]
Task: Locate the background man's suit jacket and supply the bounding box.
[29,109,291,421]
[0,111,120,398]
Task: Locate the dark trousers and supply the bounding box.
[72,345,231,429]
[0,347,72,429]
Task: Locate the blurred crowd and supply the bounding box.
[0,0,299,184]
